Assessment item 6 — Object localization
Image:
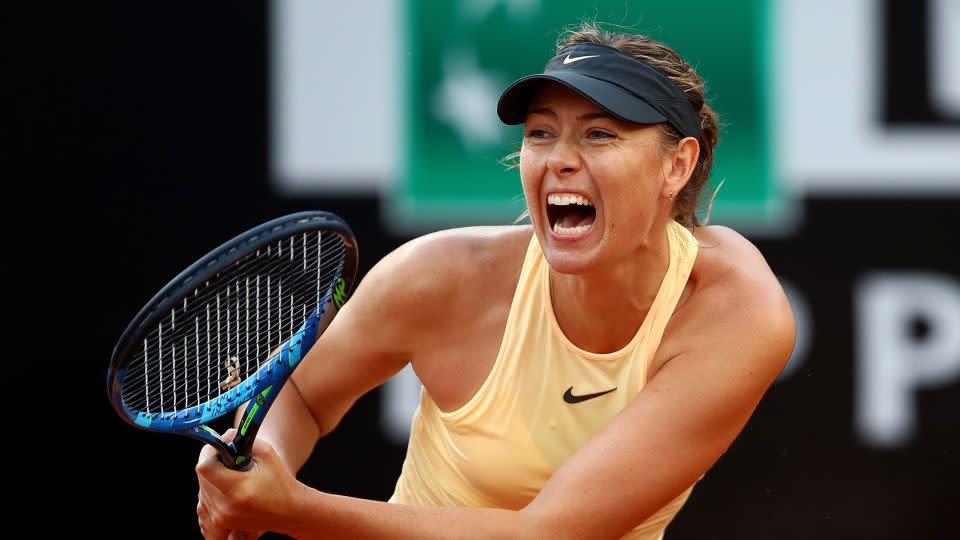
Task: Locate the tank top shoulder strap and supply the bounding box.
[636,220,698,377]
[433,230,544,424]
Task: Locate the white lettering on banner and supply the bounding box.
[855,273,960,448]
[931,0,960,116]
[777,280,811,382]
[779,0,960,191]
[383,364,421,445]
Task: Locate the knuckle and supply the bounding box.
[209,512,228,530]
[233,490,253,508]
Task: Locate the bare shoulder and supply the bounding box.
[379,224,532,296]
[398,224,533,272]
[355,225,533,349]
[690,225,791,306]
[288,225,532,431]
[658,225,796,376]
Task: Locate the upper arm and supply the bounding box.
[288,232,464,434]
[523,274,796,539]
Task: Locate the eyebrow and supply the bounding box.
[577,111,617,122]
[526,107,556,118]
[525,107,616,122]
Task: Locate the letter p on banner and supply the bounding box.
[855,273,960,448]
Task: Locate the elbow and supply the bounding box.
[312,397,355,437]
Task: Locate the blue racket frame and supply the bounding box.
[107,211,357,469]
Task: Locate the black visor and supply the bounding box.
[497,43,702,142]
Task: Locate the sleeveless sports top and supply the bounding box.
[390,220,699,539]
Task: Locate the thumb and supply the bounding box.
[223,427,239,443]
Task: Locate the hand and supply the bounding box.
[196,428,303,539]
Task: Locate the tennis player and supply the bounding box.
[196,22,796,540]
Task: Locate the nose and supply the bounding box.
[545,138,581,177]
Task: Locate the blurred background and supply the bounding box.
[26,0,957,538]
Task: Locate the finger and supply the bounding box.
[198,511,210,540]
[197,498,214,529]
[197,519,230,540]
[197,473,228,505]
[198,489,234,540]
[198,480,232,534]
[197,443,222,476]
[204,527,229,540]
[223,427,238,443]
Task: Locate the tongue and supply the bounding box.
[560,207,595,229]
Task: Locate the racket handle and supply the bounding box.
[217,443,255,471]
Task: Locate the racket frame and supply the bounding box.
[107,211,358,469]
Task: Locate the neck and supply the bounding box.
[549,222,673,354]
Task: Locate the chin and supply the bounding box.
[540,246,596,276]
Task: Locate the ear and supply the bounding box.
[660,136,700,199]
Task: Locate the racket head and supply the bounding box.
[107,211,357,463]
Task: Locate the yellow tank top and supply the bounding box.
[390,220,699,539]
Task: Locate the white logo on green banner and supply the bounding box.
[390,0,791,232]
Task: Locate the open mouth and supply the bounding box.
[546,193,596,235]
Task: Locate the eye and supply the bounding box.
[587,129,615,140]
[525,128,552,139]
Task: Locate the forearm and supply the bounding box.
[233,380,320,474]
[281,489,543,540]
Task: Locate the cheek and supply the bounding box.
[518,150,543,197]
[599,172,655,228]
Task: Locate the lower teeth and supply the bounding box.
[553,221,591,235]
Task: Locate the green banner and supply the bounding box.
[392,0,790,232]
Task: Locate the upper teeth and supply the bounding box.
[547,193,592,206]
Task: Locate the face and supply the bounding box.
[519,83,673,275]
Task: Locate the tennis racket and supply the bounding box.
[107,210,358,469]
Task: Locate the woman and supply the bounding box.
[196,23,796,540]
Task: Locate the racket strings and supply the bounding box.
[139,257,343,372]
[126,252,344,414]
[157,232,344,319]
[120,231,346,415]
[125,253,344,410]
[126,265,340,408]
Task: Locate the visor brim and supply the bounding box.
[497,72,669,126]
